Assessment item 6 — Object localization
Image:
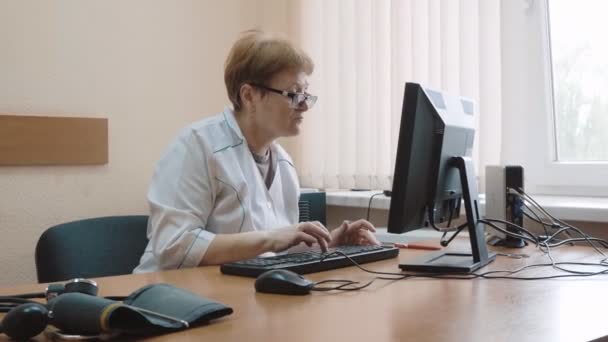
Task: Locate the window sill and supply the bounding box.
[325,190,608,223]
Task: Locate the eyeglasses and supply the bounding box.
[251,83,318,109]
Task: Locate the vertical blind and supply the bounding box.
[290,0,503,191]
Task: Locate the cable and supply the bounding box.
[480,189,608,279]
[0,297,41,313]
[0,297,39,305]
[544,237,608,248]
[437,199,468,246]
[313,279,358,287]
[480,192,608,275]
[8,292,45,299]
[509,187,564,236]
[312,279,360,291]
[318,252,409,278]
[478,219,539,245]
[310,191,608,291]
[482,191,608,276]
[366,192,385,222]
[330,250,608,281]
[483,217,539,242]
[309,251,409,292]
[515,188,557,222]
[312,279,375,291]
[516,188,606,256]
[440,223,468,247]
[519,196,574,242]
[523,212,561,229]
[309,246,608,292]
[524,208,575,245]
[445,199,455,227]
[520,201,551,240]
[427,205,461,233]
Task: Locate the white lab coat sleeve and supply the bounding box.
[146,129,216,270]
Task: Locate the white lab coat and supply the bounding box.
[134,107,300,273]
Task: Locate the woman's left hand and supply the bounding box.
[329,219,380,247]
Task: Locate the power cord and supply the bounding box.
[440,224,467,247]
[479,189,608,276]
[514,188,606,254]
[428,201,464,234]
[428,200,469,247]
[512,188,574,243]
[366,192,385,222]
[438,199,462,245]
[310,191,608,291]
[326,250,608,282]
[523,212,561,229]
[520,198,552,239]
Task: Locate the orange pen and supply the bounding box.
[394,242,442,251]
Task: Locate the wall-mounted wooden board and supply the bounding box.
[0,115,108,166]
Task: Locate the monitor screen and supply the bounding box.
[387,82,476,234]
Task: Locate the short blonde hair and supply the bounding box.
[224,30,314,111]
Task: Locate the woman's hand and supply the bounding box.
[267,221,332,253]
[329,219,380,247]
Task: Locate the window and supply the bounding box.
[501,0,608,197]
[549,0,608,162]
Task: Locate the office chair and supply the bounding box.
[35,215,149,283]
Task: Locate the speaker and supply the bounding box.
[298,191,326,226]
[485,165,526,248]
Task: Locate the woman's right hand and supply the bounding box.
[267,221,332,253]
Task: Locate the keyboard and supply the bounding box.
[220,244,399,277]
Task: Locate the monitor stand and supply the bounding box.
[398,156,496,273]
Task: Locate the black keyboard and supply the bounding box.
[220,245,399,277]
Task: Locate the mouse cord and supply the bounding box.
[319,251,410,278]
[310,252,409,292]
[311,279,374,291]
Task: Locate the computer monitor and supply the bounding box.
[387,82,495,273]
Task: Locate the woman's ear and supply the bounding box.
[239,83,256,112]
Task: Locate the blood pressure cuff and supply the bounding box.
[123,283,233,332]
[48,284,233,337]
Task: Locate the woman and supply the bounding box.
[135,30,379,273]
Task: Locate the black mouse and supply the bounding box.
[254,269,315,295]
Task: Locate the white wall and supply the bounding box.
[0,0,291,286]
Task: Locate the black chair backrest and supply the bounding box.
[35,215,149,283]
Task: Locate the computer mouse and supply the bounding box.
[254,269,315,295]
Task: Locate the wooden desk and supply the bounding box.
[1,243,608,342]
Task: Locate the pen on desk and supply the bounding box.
[394,242,442,251]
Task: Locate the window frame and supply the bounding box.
[500,0,608,197]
